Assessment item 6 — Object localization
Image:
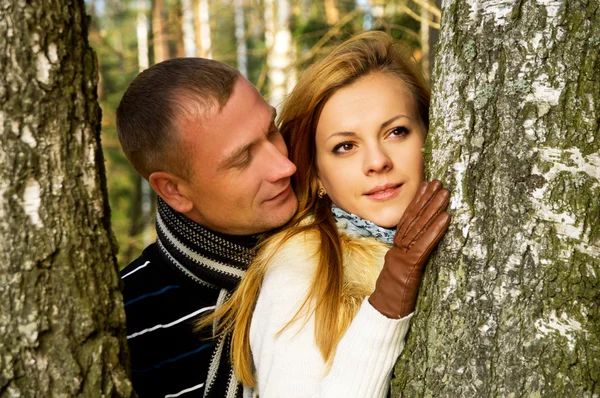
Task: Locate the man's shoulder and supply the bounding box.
[119,242,179,301]
[120,242,161,277]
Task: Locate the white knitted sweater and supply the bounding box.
[248,229,412,397]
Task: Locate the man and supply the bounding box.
[117,58,297,397]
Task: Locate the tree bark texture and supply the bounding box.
[392,0,599,396]
[0,2,133,396]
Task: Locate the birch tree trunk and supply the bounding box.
[265,0,296,108]
[392,0,600,396]
[0,1,133,396]
[152,0,169,62]
[324,0,340,25]
[181,0,197,57]
[196,0,212,57]
[234,0,248,76]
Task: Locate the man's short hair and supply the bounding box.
[116,58,241,179]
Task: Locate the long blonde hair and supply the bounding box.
[196,31,430,387]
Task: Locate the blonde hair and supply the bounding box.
[196,31,430,387]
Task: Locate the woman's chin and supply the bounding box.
[366,209,407,229]
[368,215,402,229]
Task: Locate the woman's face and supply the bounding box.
[315,72,426,228]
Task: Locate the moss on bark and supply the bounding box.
[0,1,133,396]
[392,0,600,396]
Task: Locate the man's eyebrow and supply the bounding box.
[219,141,255,171]
[219,109,277,171]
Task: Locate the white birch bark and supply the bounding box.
[137,0,150,70]
[392,0,600,395]
[181,0,197,57]
[234,0,248,76]
[265,0,296,109]
[196,0,212,58]
[0,0,132,395]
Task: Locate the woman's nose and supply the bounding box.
[363,145,393,175]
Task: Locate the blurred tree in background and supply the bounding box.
[85,0,440,268]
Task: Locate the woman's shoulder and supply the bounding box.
[256,218,322,278]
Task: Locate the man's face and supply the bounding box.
[176,77,298,235]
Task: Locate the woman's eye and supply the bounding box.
[332,142,355,154]
[390,126,409,137]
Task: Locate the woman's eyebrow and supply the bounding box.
[380,114,410,130]
[325,131,357,143]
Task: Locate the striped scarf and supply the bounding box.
[156,197,258,398]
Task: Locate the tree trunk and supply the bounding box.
[135,0,154,248]
[419,5,430,79]
[0,1,133,396]
[324,0,340,25]
[392,0,600,396]
[196,0,212,57]
[152,0,169,63]
[234,0,248,76]
[181,0,197,57]
[265,0,296,108]
[172,2,186,57]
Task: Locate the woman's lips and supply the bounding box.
[365,183,402,201]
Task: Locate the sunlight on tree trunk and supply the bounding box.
[152,0,168,62]
[265,0,296,109]
[181,0,197,57]
[196,0,212,58]
[137,0,150,69]
[324,0,340,25]
[136,0,153,247]
[234,0,248,76]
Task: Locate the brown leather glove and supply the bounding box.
[369,180,451,318]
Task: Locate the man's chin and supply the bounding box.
[258,197,298,232]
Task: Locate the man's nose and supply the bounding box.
[363,144,393,175]
[265,142,296,182]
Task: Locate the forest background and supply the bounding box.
[86,0,441,268]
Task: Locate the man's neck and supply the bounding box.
[154,197,258,289]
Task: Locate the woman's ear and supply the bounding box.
[316,176,324,191]
[316,177,327,198]
[148,171,194,213]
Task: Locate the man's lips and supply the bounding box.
[364,183,402,201]
[266,183,292,202]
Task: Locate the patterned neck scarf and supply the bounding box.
[331,203,396,244]
[156,197,258,398]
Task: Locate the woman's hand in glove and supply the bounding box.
[369,180,451,319]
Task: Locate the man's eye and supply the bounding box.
[234,153,251,168]
[332,142,355,154]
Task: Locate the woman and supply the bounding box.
[203,31,450,397]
